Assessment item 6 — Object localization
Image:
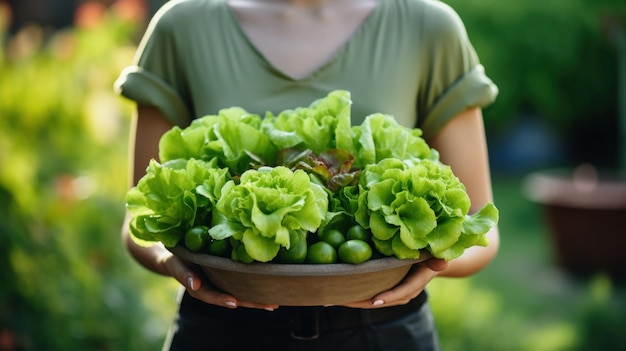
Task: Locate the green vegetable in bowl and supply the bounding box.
[261,89,353,155]
[355,157,498,261]
[208,166,328,262]
[184,225,210,252]
[159,107,277,176]
[320,229,346,249]
[338,239,373,264]
[125,158,230,248]
[276,230,308,263]
[125,90,499,264]
[306,241,338,264]
[352,113,433,168]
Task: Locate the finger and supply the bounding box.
[339,280,423,309]
[187,284,239,308]
[362,265,436,307]
[164,256,279,310]
[236,300,280,311]
[424,258,449,272]
[338,299,385,309]
[162,254,203,291]
[187,284,278,310]
[192,278,279,310]
[161,255,235,307]
[338,261,442,309]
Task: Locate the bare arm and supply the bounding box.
[427,107,500,277]
[122,105,279,310]
[343,107,500,308]
[123,105,175,277]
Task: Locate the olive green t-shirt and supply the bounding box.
[115,0,497,138]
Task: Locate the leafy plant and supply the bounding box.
[210,166,328,262]
[355,157,498,260]
[127,91,499,263]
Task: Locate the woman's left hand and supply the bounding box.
[338,258,449,309]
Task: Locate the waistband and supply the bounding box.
[289,291,428,339]
[179,290,428,340]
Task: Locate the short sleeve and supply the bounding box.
[420,64,498,137]
[416,1,498,138]
[113,1,192,126]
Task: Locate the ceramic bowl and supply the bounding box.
[169,245,430,306]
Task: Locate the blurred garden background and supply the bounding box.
[1,0,625,350]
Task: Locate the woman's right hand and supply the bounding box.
[123,212,278,311]
[157,250,280,311]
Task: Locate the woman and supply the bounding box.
[115,0,500,349]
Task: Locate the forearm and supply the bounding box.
[425,108,500,278]
[122,105,178,277]
[121,212,172,277]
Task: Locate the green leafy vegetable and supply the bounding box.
[356,157,498,260]
[261,90,353,155]
[277,148,361,192]
[209,166,328,262]
[126,90,499,263]
[352,113,433,168]
[159,108,276,175]
[126,158,230,247]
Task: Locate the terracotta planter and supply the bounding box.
[523,165,626,279]
[169,245,430,306]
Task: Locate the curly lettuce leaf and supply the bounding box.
[358,157,497,260]
[354,113,432,168]
[210,166,328,262]
[277,148,360,192]
[158,116,221,162]
[159,108,276,175]
[428,202,498,260]
[127,90,499,261]
[126,158,230,247]
[210,110,276,174]
[261,90,352,154]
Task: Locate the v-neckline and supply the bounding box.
[224,0,383,82]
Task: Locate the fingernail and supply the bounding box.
[187,276,195,291]
[264,307,274,312]
[225,301,237,308]
[373,300,384,306]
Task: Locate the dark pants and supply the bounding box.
[163,289,441,351]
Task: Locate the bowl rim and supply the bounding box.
[169,245,431,277]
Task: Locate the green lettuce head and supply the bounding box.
[126,158,231,247]
[159,107,277,175]
[261,90,353,155]
[209,166,329,262]
[356,158,498,260]
[352,113,433,168]
[125,90,499,263]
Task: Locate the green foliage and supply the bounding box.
[0,10,177,351]
[212,166,328,262]
[357,157,497,260]
[446,0,626,135]
[573,275,626,351]
[127,158,230,247]
[130,91,498,262]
